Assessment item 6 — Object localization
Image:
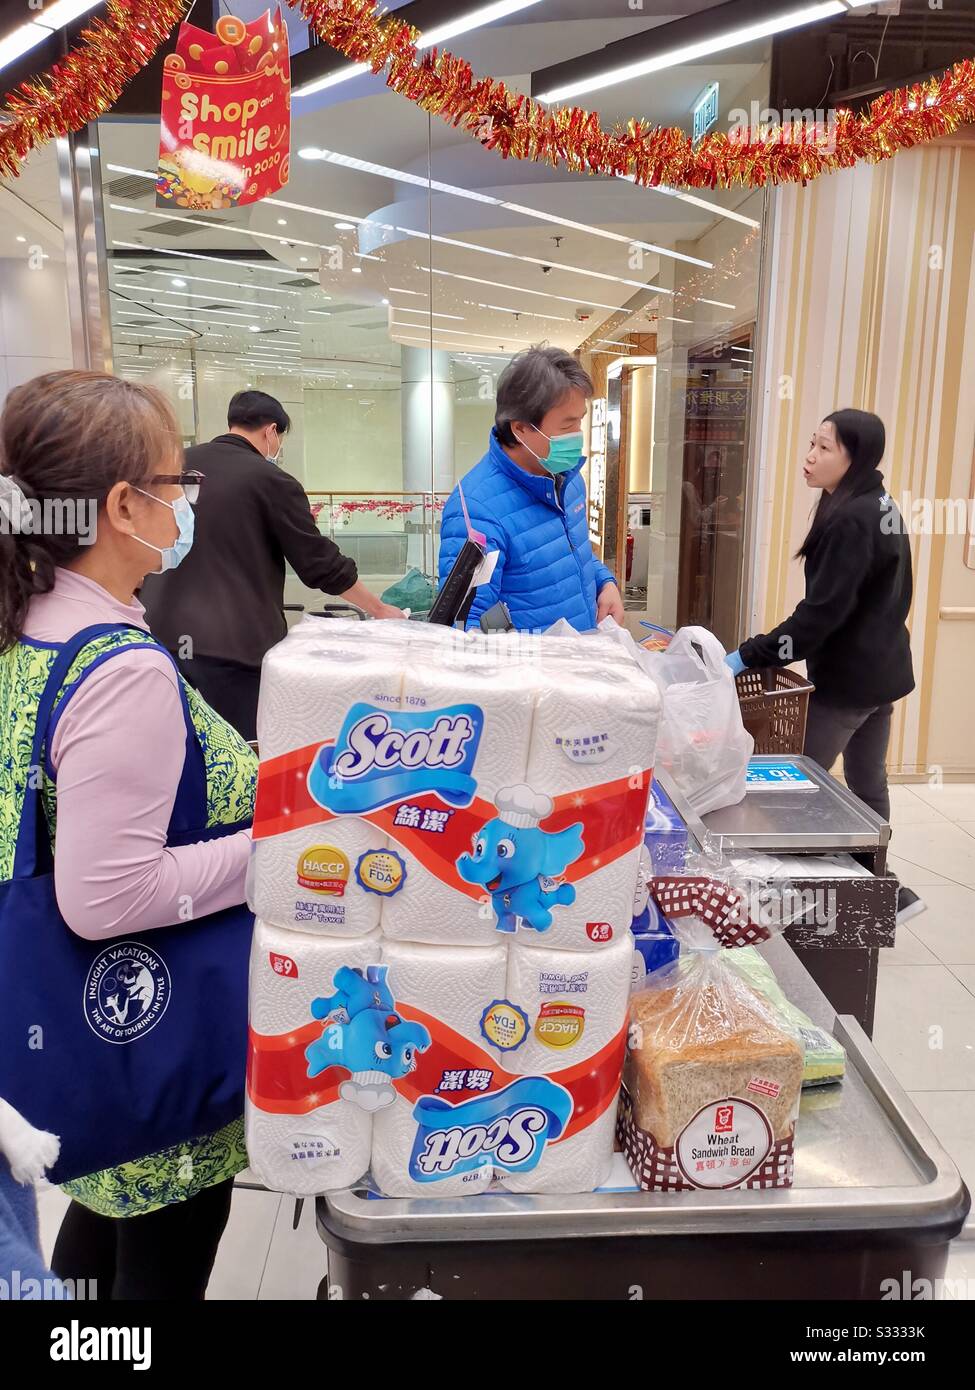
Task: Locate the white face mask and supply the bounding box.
[131,488,195,572]
[265,428,282,465]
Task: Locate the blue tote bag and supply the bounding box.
[0,623,254,1183]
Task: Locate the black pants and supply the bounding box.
[51,1178,234,1301]
[803,695,893,823]
[174,653,261,743]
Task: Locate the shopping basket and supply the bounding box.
[735,667,814,755]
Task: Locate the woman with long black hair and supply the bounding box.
[727,409,921,921]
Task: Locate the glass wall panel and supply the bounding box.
[93,5,771,635]
[97,87,437,612]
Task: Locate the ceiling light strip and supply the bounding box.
[293,0,543,99]
[536,2,847,102]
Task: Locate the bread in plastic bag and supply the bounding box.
[618,872,803,1192]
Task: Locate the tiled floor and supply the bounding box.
[875,783,975,1239]
[33,782,975,1300]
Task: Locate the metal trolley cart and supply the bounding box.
[316,936,969,1301]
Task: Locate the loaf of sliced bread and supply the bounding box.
[627,967,804,1148]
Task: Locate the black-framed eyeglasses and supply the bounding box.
[149,471,205,505]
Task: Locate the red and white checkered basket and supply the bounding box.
[648,875,772,948]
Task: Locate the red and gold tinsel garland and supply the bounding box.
[0,0,973,189]
[298,0,975,189]
[0,0,188,179]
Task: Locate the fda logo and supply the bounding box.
[714,1104,734,1133]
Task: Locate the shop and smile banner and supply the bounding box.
[156,7,290,211]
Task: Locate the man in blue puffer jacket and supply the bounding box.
[438,348,625,631]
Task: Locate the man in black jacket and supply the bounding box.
[142,390,402,740]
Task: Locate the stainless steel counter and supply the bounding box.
[657,756,889,861]
[319,936,967,1245]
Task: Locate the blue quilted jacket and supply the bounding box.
[438,430,616,631]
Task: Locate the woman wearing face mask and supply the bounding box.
[727,409,920,921]
[438,347,624,630]
[0,372,256,1298]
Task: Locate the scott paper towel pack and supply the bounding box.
[245,618,662,1197]
[245,928,632,1197]
[250,620,660,952]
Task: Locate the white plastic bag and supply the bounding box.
[638,626,753,815]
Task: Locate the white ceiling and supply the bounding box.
[3,1,770,389]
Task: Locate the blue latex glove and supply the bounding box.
[725,649,746,676]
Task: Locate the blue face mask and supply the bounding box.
[132,488,195,572]
[519,427,585,475]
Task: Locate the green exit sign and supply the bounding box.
[692,83,719,143]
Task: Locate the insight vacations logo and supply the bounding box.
[307,702,484,815]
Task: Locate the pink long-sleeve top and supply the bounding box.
[23,568,251,940]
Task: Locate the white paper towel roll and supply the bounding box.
[380,939,507,1058]
[250,822,389,936]
[490,1094,618,1194]
[257,634,405,759]
[504,931,633,1077]
[370,1095,495,1198]
[522,665,660,951]
[248,920,381,1034]
[246,923,381,1194]
[490,933,630,1193]
[369,940,510,1197]
[253,631,405,934]
[380,656,537,946]
[246,1105,373,1196]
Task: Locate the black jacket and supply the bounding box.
[739,473,914,708]
[141,434,357,668]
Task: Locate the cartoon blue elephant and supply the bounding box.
[456,784,584,934]
[305,964,431,1112]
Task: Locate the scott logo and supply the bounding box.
[417,1106,549,1175]
[334,712,475,780]
[408,1077,572,1182]
[308,702,484,815]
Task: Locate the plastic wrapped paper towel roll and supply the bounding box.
[380,654,537,947]
[504,931,633,1077]
[369,939,508,1198]
[492,932,631,1193]
[490,1094,619,1195]
[522,664,660,951]
[250,821,389,936]
[251,634,405,934]
[370,1095,495,1199]
[246,1107,373,1198]
[245,922,381,1194]
[381,938,508,1055]
[256,627,405,760]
